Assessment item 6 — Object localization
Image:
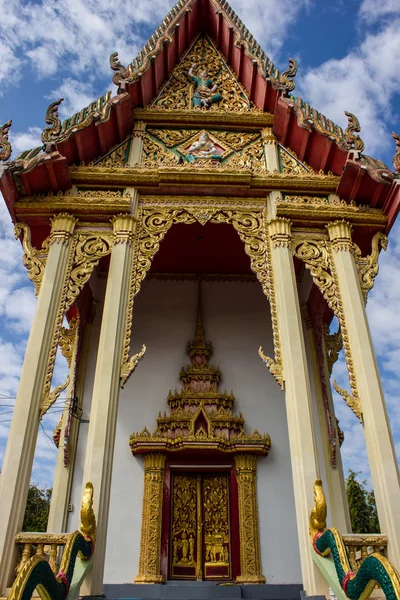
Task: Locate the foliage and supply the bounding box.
[346,470,380,534]
[22,484,52,532]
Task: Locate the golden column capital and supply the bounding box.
[144,453,167,473]
[261,127,277,146]
[268,217,292,248]
[326,220,353,251]
[132,120,146,139]
[234,453,257,474]
[49,213,78,245]
[111,213,137,245]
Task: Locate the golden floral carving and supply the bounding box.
[323,324,342,376]
[59,316,79,368]
[80,481,97,544]
[135,453,166,583]
[142,134,180,168]
[279,146,312,175]
[152,35,256,113]
[353,231,388,303]
[292,234,361,420]
[14,223,49,297]
[215,131,261,151]
[92,139,129,168]
[234,454,265,584]
[327,244,362,421]
[40,376,70,419]
[147,129,199,148]
[120,344,146,388]
[224,137,265,172]
[258,233,283,388]
[41,217,78,414]
[65,234,113,312]
[292,238,338,315]
[0,120,12,162]
[309,479,327,542]
[392,131,400,173]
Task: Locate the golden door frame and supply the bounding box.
[135,453,265,584]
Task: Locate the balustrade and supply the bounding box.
[14,533,69,576]
[342,534,387,574]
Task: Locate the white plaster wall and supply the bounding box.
[101,279,302,584]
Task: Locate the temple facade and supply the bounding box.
[1,1,400,599]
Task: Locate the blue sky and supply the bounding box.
[0,0,399,490]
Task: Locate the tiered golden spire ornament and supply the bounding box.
[130,284,270,456]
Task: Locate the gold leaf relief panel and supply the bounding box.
[152,35,256,113]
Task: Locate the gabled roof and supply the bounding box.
[1,0,400,229]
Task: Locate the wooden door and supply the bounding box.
[170,473,231,580]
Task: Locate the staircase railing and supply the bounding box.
[309,480,400,600]
[8,482,96,600]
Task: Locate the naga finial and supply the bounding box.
[41,98,63,144]
[80,482,96,544]
[344,111,365,152]
[110,52,130,87]
[392,132,400,173]
[279,58,298,94]
[309,479,327,542]
[0,120,12,162]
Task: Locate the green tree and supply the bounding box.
[346,470,380,534]
[22,485,52,532]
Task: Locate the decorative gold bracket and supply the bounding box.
[333,380,362,422]
[14,223,49,297]
[120,344,146,388]
[353,232,388,304]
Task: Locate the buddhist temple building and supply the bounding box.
[0,0,400,599]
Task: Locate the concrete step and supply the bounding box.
[102,582,303,600]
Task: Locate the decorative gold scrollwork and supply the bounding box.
[65,233,113,312]
[353,232,388,303]
[292,238,338,315]
[292,235,362,420]
[14,223,49,297]
[121,204,283,392]
[323,323,342,376]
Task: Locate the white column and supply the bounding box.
[302,310,351,532]
[327,220,400,566]
[268,217,328,596]
[47,308,95,532]
[0,214,77,593]
[80,214,137,595]
[128,121,146,167]
[261,127,279,172]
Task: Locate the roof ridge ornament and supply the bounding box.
[110,52,131,92]
[392,131,400,173]
[0,120,12,162]
[344,111,364,153]
[41,98,63,144]
[277,58,298,94]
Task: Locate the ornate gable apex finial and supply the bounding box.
[109,0,297,94]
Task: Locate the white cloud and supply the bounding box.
[297,6,400,155]
[49,79,104,120]
[10,127,42,156]
[359,0,400,23]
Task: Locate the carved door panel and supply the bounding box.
[170,473,231,580]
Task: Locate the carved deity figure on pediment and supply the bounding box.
[188,63,222,109]
[185,132,222,163]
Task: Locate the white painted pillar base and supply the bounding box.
[327,221,400,567]
[0,214,77,593]
[268,218,328,597]
[80,215,137,596]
